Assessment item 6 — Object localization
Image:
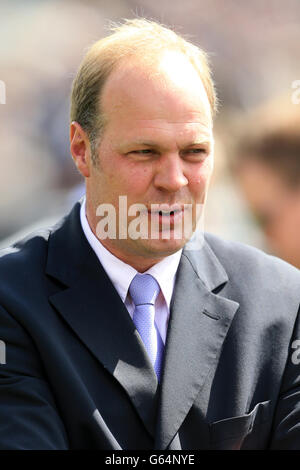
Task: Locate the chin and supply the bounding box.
[140,237,187,257]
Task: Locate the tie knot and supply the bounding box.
[129,274,160,306]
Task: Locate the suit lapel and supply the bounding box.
[46,202,240,448]
[155,243,240,450]
[46,202,159,438]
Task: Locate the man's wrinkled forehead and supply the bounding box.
[100,52,213,128]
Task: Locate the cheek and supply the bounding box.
[187,160,213,186]
[101,154,153,195]
[121,164,153,195]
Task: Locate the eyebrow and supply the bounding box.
[130,140,159,147]
[123,139,212,148]
[186,141,212,146]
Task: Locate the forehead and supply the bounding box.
[100,51,213,136]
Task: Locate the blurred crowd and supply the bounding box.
[227,100,300,268]
[1,0,299,268]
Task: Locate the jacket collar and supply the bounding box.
[46,200,228,291]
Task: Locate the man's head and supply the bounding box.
[70,19,217,165]
[231,107,300,269]
[70,19,216,271]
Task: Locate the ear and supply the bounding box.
[70,121,92,178]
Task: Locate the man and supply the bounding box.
[229,103,300,269]
[0,19,299,450]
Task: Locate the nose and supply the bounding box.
[153,153,188,192]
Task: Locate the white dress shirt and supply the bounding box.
[80,198,182,344]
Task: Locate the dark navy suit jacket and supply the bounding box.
[0,201,300,449]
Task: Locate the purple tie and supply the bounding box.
[129,273,164,381]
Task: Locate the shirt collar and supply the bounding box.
[80,197,182,308]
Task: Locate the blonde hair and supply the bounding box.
[70,18,217,164]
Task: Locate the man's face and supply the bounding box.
[237,159,300,269]
[85,51,214,270]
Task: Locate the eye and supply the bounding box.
[130,149,153,154]
[191,148,208,153]
[126,149,158,159]
[183,148,209,160]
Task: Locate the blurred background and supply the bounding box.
[0,0,299,268]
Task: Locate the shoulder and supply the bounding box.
[201,233,300,333]
[0,207,71,291]
[0,227,52,287]
[204,231,300,292]
[0,201,84,303]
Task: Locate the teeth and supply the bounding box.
[148,207,182,214]
[153,210,180,215]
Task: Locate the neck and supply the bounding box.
[94,239,166,272]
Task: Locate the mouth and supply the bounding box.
[147,204,188,225]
